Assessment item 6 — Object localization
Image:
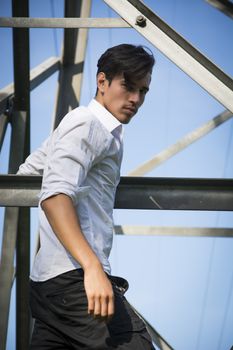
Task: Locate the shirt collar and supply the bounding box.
[88,99,122,135]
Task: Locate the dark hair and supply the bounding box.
[96,44,155,85]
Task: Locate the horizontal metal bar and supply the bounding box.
[0,56,60,115]
[0,17,130,28]
[115,225,233,237]
[104,0,233,113]
[115,176,233,210]
[0,175,232,211]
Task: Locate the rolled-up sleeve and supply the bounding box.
[39,114,105,206]
[17,138,49,175]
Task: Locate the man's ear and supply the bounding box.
[96,72,107,94]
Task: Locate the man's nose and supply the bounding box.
[129,91,140,104]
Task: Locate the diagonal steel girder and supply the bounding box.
[129,303,174,350]
[103,0,233,113]
[128,110,232,176]
[0,56,60,116]
[206,0,233,19]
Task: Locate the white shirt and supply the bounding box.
[18,99,123,281]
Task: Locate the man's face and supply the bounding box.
[96,72,151,124]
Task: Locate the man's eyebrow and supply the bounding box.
[121,79,150,92]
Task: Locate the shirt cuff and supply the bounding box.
[38,186,91,206]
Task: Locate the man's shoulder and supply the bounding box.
[63,105,94,122]
[56,105,97,131]
[56,105,111,145]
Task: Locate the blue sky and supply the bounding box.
[0,0,233,349]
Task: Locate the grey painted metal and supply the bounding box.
[0,15,31,345]
[130,303,174,350]
[30,56,60,90]
[0,175,233,211]
[128,110,232,176]
[0,119,30,350]
[0,207,19,350]
[16,207,31,350]
[103,0,233,113]
[115,177,233,211]
[206,0,233,19]
[8,111,28,172]
[0,114,8,151]
[0,56,60,116]
[0,16,130,28]
[115,225,233,237]
[0,88,31,350]
[53,0,91,128]
[11,1,31,348]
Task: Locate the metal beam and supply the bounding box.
[16,207,30,350]
[0,175,233,211]
[130,304,174,350]
[12,1,31,349]
[53,0,91,128]
[128,110,232,176]
[0,56,60,116]
[0,114,9,152]
[103,0,233,113]
[115,225,233,237]
[115,177,233,211]
[0,0,31,343]
[206,0,233,19]
[0,17,130,28]
[30,57,60,90]
[0,207,19,350]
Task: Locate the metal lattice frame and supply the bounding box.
[0,1,233,349]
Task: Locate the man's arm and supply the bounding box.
[41,193,114,319]
[17,137,49,175]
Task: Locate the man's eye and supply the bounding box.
[140,89,148,95]
[126,85,135,92]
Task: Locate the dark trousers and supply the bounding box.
[30,269,155,349]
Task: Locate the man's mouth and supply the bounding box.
[123,106,137,114]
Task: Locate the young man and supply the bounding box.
[18,44,155,349]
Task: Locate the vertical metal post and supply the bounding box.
[0,208,19,350]
[0,0,31,342]
[0,114,9,152]
[12,1,31,349]
[53,0,91,128]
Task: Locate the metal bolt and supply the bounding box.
[136,15,146,28]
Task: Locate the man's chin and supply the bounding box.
[122,111,136,124]
[121,117,132,125]
[113,111,134,124]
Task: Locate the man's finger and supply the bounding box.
[94,297,101,317]
[107,294,114,318]
[100,296,108,317]
[88,295,94,315]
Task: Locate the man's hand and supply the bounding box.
[84,264,114,320]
